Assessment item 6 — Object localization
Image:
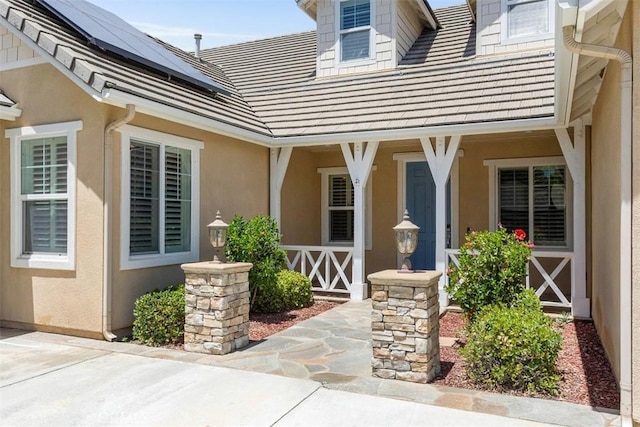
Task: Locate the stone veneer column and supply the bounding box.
[367,270,442,383]
[181,262,252,355]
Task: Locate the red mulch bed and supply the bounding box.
[249,300,338,341]
[435,312,620,409]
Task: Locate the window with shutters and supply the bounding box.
[319,167,373,249]
[6,121,81,270]
[485,157,571,249]
[120,126,202,270]
[337,0,374,63]
[502,0,553,43]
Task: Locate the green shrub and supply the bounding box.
[225,215,287,313]
[277,270,314,309]
[461,289,562,395]
[445,227,531,321]
[132,284,185,346]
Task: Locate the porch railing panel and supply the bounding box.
[281,245,353,294]
[445,249,573,309]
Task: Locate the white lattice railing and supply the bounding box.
[445,249,573,309]
[281,245,353,294]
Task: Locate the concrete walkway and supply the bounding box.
[0,301,620,427]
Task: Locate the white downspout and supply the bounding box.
[561,25,633,420]
[103,104,136,341]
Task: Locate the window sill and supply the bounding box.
[502,32,553,45]
[120,251,199,271]
[12,254,75,271]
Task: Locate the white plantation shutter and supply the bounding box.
[129,141,159,254]
[164,147,191,253]
[498,165,567,247]
[507,0,548,38]
[20,137,68,254]
[340,0,371,61]
[329,174,354,241]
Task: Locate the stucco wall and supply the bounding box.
[316,0,396,78]
[281,131,564,278]
[590,5,633,384]
[630,0,640,423]
[0,63,270,336]
[475,0,554,56]
[0,63,108,338]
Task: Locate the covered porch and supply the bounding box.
[272,123,591,318]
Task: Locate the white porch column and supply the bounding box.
[269,147,292,231]
[420,135,461,307]
[555,122,590,318]
[341,141,379,300]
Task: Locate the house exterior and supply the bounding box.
[1,0,638,423]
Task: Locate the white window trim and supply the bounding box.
[120,125,203,270]
[318,166,374,250]
[6,120,82,270]
[500,0,554,45]
[484,156,573,250]
[335,0,377,67]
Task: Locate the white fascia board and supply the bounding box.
[414,0,438,29]
[101,88,274,147]
[0,105,22,120]
[271,117,562,148]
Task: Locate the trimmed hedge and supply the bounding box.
[132,284,185,346]
[461,289,563,395]
[277,270,314,310]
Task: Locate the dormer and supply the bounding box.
[297,0,439,78]
[470,0,555,56]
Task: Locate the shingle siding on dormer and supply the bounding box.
[396,0,423,59]
[475,0,554,56]
[1,25,38,66]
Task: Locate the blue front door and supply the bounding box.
[406,162,436,270]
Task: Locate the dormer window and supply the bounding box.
[338,0,374,62]
[504,0,552,41]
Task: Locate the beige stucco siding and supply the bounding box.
[109,114,269,331]
[630,0,640,422]
[281,131,564,278]
[0,63,108,337]
[0,63,270,336]
[590,5,632,383]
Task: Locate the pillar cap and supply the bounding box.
[368,269,442,287]
[181,262,252,274]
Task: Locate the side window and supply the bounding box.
[6,121,81,270]
[121,126,201,270]
[339,0,372,62]
[505,0,551,40]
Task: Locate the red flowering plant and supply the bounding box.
[445,226,533,322]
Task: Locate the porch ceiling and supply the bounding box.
[570,0,627,122]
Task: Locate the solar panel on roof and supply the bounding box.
[36,0,230,96]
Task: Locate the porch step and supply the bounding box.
[313,293,350,303]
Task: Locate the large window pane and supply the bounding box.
[21,137,67,195]
[340,0,370,30]
[341,30,370,61]
[130,141,159,254]
[165,147,191,253]
[498,168,529,235]
[330,210,354,241]
[533,166,566,246]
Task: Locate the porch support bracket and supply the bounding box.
[420,135,461,307]
[555,121,590,318]
[269,147,293,231]
[341,141,379,300]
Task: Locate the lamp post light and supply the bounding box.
[393,210,420,273]
[207,211,228,264]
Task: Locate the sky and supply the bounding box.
[87,0,464,51]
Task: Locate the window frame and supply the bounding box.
[6,120,82,270]
[501,0,554,45]
[120,125,203,270]
[318,166,373,249]
[484,156,573,250]
[335,0,376,66]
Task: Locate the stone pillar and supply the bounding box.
[368,270,442,383]
[181,262,252,355]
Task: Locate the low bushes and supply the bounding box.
[132,284,185,346]
[461,289,563,395]
[277,270,314,310]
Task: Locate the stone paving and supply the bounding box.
[6,301,621,427]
